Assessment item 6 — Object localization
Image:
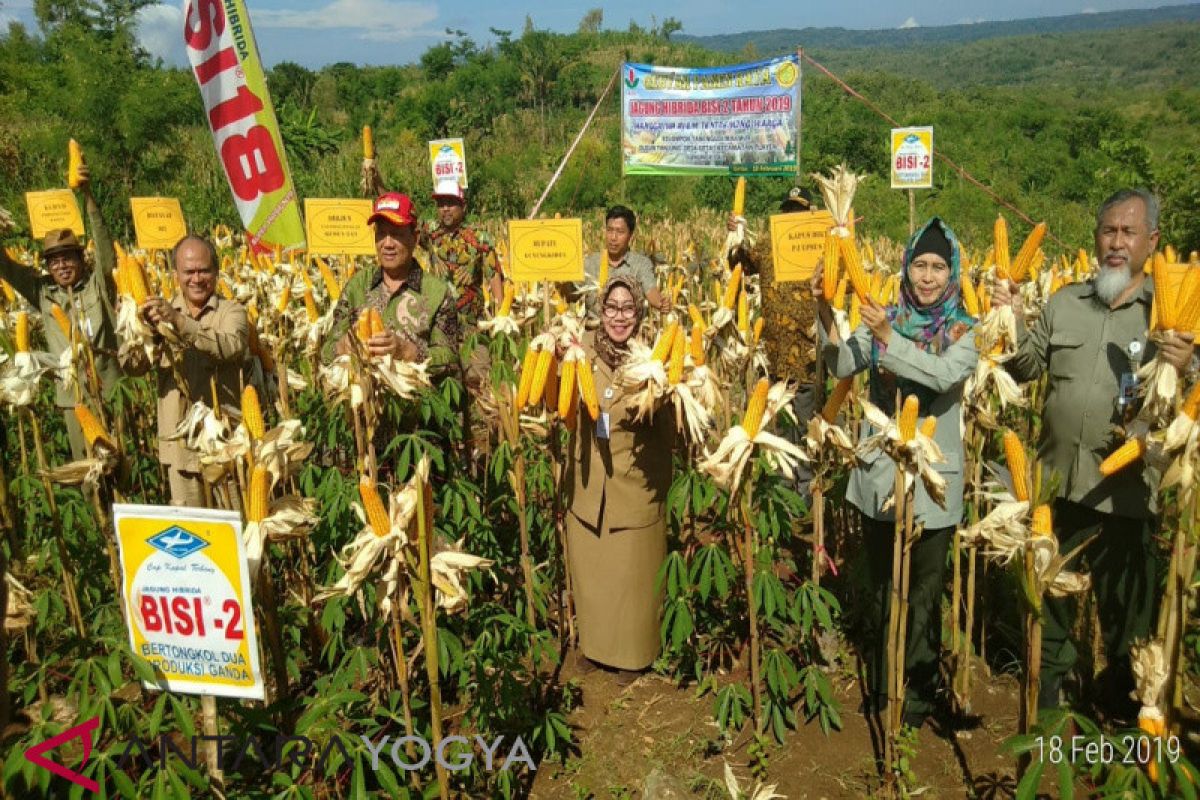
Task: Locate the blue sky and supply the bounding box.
[0,0,1190,67]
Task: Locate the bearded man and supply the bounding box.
[994,189,1194,721]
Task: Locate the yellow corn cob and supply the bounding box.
[961,276,981,316]
[276,285,292,314]
[242,385,264,440]
[249,324,275,373]
[737,288,749,334]
[1152,257,1178,331]
[67,139,84,188]
[554,292,566,315]
[1140,712,1166,781]
[563,375,580,430]
[14,311,29,353]
[577,357,600,421]
[980,283,992,314]
[823,231,840,302]
[74,404,114,451]
[362,125,374,159]
[1049,273,1066,295]
[303,289,320,323]
[557,359,577,418]
[126,257,151,304]
[597,250,609,289]
[732,177,746,217]
[832,275,848,311]
[113,266,128,298]
[543,353,559,410]
[920,415,937,439]
[994,215,1011,279]
[721,266,742,310]
[651,320,679,362]
[355,311,372,343]
[248,464,269,523]
[668,326,685,384]
[688,304,706,330]
[1165,245,1178,263]
[690,325,705,366]
[821,377,852,423]
[0,279,15,305]
[515,346,538,409]
[315,257,341,302]
[849,293,861,331]
[1099,437,1146,476]
[670,274,684,305]
[497,283,515,316]
[359,478,391,537]
[50,303,72,337]
[870,271,884,300]
[1075,249,1090,279]
[528,348,554,406]
[752,317,764,347]
[367,308,385,337]
[1007,222,1046,283]
[1183,382,1200,420]
[1177,270,1200,332]
[1003,429,1030,501]
[837,236,874,305]
[1031,504,1052,538]
[741,378,770,435]
[898,395,919,443]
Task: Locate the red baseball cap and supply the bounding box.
[368,192,416,227]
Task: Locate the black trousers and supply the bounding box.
[859,514,952,716]
[1038,499,1159,711]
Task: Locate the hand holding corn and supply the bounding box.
[1158,330,1196,372]
[860,299,891,344]
[141,296,180,328]
[369,329,419,361]
[989,278,1024,324]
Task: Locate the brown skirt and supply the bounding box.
[566,509,666,670]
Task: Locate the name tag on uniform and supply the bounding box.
[596,411,611,440]
[1118,373,1138,409]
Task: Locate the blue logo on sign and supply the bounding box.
[147,526,209,559]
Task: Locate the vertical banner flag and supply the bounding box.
[428,138,468,191]
[890,126,934,189]
[114,504,264,699]
[621,55,800,176]
[183,0,305,251]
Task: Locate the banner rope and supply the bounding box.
[799,50,1067,248]
[528,65,621,220]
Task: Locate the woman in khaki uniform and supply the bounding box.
[566,275,676,681]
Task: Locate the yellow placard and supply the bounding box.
[25,189,84,239]
[507,219,585,282]
[769,210,838,282]
[130,197,188,250]
[304,199,376,256]
[113,504,264,700]
[890,126,934,189]
[428,137,468,190]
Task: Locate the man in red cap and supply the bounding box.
[0,163,120,458]
[419,178,501,391]
[323,191,456,374]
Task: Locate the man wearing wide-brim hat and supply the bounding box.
[0,165,120,458]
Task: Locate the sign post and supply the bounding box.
[506,219,585,283]
[890,126,934,236]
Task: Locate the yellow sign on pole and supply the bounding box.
[25,190,84,239]
[428,138,468,190]
[130,197,188,250]
[890,126,934,189]
[113,504,264,700]
[304,199,376,256]
[769,210,838,283]
[507,219,585,282]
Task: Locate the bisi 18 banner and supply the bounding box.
[183,0,305,250]
[621,55,800,176]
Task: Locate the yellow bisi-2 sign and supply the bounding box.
[130,197,188,250]
[507,219,584,282]
[428,138,468,191]
[113,504,264,700]
[25,190,84,239]
[304,199,376,256]
[890,126,934,189]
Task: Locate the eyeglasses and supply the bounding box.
[602,304,638,319]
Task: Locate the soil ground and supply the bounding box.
[530,656,1024,799]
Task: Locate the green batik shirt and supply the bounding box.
[418,221,498,324]
[322,262,457,373]
[1006,279,1157,518]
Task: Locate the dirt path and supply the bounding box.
[531,659,1023,799]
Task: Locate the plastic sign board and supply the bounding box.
[114,504,264,700]
[507,219,585,282]
[890,126,933,189]
[304,199,376,256]
[770,210,838,282]
[428,138,468,190]
[25,190,84,239]
[130,198,188,250]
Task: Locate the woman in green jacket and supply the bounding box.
[813,218,978,728]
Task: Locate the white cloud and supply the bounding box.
[1081,6,1098,12]
[899,16,919,28]
[136,4,186,65]
[254,0,440,42]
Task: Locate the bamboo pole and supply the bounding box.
[201,695,224,787]
[414,472,451,800]
[740,483,762,732]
